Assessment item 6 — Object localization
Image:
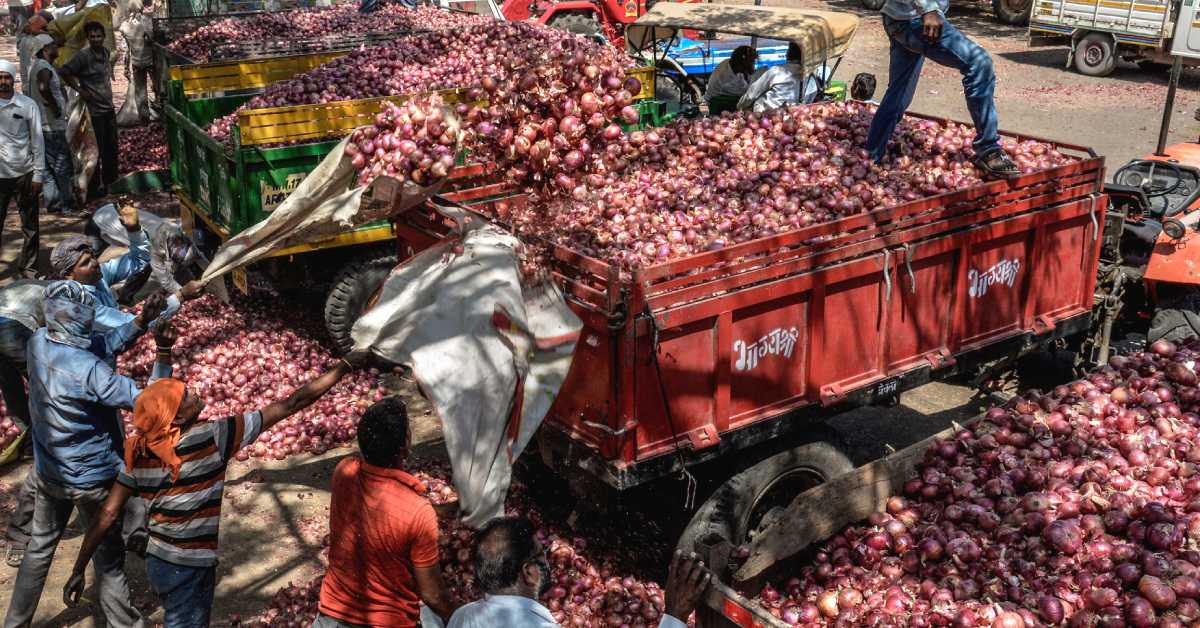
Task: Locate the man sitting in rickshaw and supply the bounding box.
[737,43,831,113]
[705,45,757,116]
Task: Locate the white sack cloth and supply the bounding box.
[351,203,582,527]
[92,206,228,301]
[67,94,98,198]
[199,135,442,284]
[0,280,51,332]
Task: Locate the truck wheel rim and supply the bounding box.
[745,467,826,540]
[1084,44,1104,66]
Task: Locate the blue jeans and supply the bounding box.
[42,130,75,213]
[146,556,216,628]
[866,15,1001,162]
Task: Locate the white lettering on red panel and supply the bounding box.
[967,259,1021,299]
[733,327,800,372]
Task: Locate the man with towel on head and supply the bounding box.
[2,280,170,628]
[63,347,366,627]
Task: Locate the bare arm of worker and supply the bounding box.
[36,68,60,118]
[258,354,363,431]
[415,563,458,622]
[63,482,135,607]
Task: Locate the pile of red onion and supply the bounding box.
[166,4,484,62]
[348,95,459,189]
[118,294,385,462]
[235,460,673,627]
[203,21,632,155]
[510,102,1073,270]
[118,122,168,176]
[751,339,1200,627]
[0,410,22,453]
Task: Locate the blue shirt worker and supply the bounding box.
[864,0,1020,178]
[50,206,205,334]
[2,281,171,628]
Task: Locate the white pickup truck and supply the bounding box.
[1029,0,1200,75]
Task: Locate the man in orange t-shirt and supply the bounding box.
[317,397,458,627]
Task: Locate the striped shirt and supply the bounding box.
[117,411,263,567]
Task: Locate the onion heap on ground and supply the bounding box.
[166,4,485,62]
[509,102,1073,271]
[751,339,1200,627]
[117,122,168,176]
[238,460,674,628]
[119,294,385,462]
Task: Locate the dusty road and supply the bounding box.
[0,5,1188,624]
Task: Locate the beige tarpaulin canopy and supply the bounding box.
[626,3,860,76]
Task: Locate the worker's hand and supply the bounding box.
[663,550,712,621]
[137,292,167,327]
[179,279,205,301]
[155,321,177,351]
[118,205,141,231]
[30,180,42,197]
[63,571,85,608]
[921,11,944,43]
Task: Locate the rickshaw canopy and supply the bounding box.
[626,3,860,77]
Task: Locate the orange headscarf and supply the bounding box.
[125,379,187,482]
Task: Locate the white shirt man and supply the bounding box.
[0,59,45,277]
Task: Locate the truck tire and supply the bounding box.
[992,0,1031,25]
[860,0,885,10]
[547,12,602,38]
[324,251,398,355]
[676,438,855,559]
[1074,33,1116,77]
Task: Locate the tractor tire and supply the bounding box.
[324,250,398,355]
[1074,33,1117,77]
[547,12,602,39]
[860,0,885,11]
[992,0,1031,25]
[1149,291,1200,345]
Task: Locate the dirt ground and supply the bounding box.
[0,4,1193,624]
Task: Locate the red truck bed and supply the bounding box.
[394,118,1106,492]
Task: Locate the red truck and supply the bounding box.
[391,112,1104,603]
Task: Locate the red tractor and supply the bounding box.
[498,0,673,47]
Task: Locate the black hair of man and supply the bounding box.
[473,517,538,594]
[83,20,104,36]
[356,396,410,468]
[787,42,802,63]
[37,10,53,21]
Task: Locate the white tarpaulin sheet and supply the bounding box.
[350,203,582,527]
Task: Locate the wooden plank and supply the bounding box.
[733,412,987,583]
[179,51,349,95]
[237,89,483,145]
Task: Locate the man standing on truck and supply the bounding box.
[864,0,1021,179]
[59,21,119,195]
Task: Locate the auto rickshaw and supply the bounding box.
[624,3,863,116]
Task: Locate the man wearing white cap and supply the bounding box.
[27,34,75,215]
[0,58,45,279]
